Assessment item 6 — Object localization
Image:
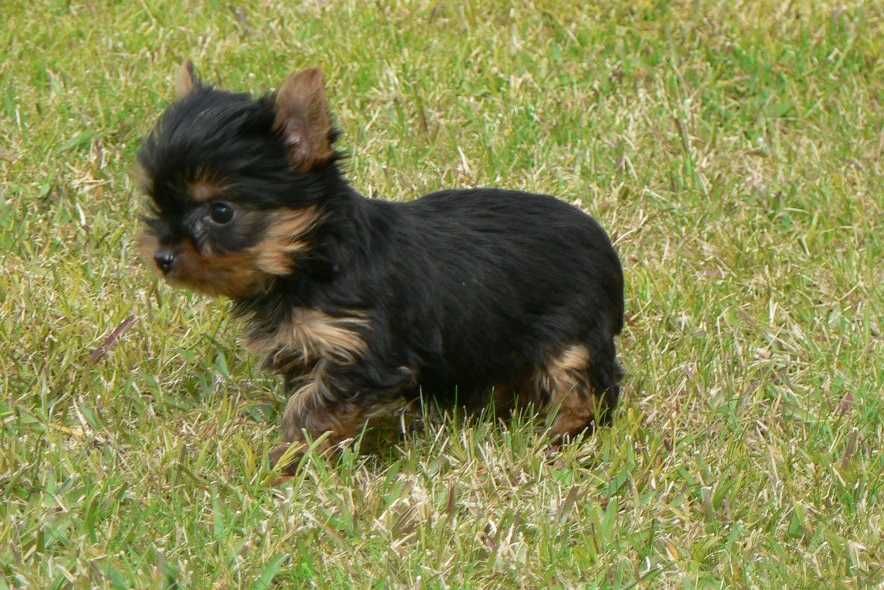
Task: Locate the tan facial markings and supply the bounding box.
[189,179,228,202]
[251,206,323,275]
[139,231,269,298]
[139,205,322,298]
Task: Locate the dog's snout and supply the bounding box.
[153,250,176,274]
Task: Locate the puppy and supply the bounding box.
[138,62,624,471]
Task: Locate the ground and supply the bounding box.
[0,0,881,587]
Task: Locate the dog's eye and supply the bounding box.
[208,202,234,225]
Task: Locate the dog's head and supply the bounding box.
[137,62,338,298]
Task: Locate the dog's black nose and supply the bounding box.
[153,250,176,274]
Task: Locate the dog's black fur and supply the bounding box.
[138,63,624,471]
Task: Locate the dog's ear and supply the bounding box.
[274,68,335,172]
[175,60,199,99]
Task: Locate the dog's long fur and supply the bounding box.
[138,64,624,471]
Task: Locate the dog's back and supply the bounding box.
[372,189,624,414]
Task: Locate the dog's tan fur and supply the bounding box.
[138,232,269,298]
[251,207,322,276]
[247,308,369,369]
[537,344,599,437]
[139,206,322,297]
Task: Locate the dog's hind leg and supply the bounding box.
[537,342,618,439]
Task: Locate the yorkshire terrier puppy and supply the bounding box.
[138,62,624,472]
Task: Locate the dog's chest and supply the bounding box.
[246,308,369,376]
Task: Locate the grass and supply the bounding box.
[0,0,881,587]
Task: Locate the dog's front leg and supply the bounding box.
[270,365,414,473]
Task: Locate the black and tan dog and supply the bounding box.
[138,62,624,471]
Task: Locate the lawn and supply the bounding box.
[0,0,881,587]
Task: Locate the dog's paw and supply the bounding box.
[269,443,301,476]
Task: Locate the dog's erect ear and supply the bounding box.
[175,60,199,99]
[274,68,335,172]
